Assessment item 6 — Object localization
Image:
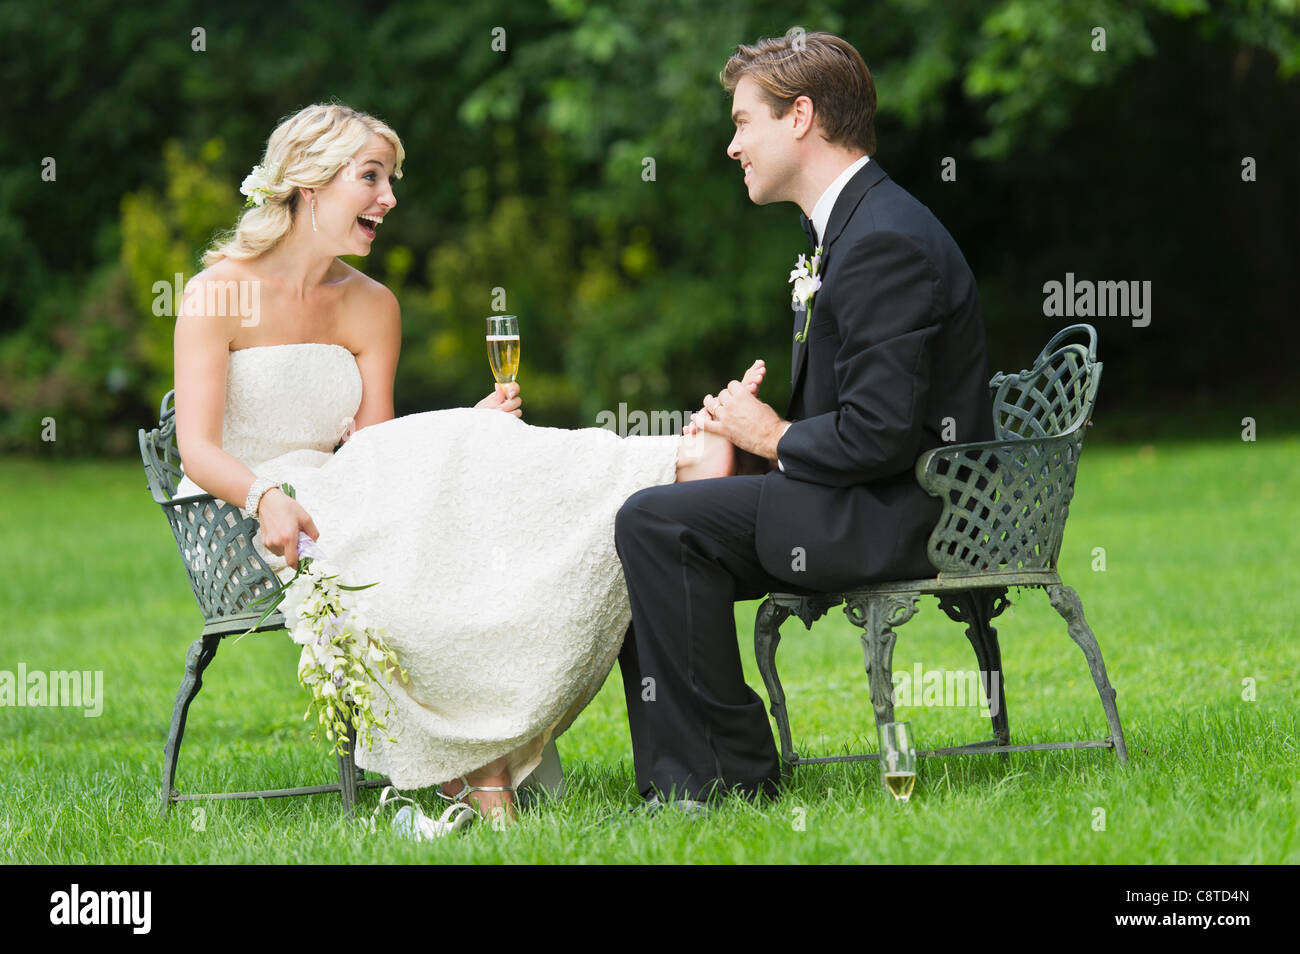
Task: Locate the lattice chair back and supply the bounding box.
[916,324,1102,577]
[991,324,1102,440]
[139,391,285,636]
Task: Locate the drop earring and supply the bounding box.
[311,197,318,232]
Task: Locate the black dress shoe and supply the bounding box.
[587,794,711,831]
[642,794,710,818]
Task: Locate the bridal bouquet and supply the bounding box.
[243,485,408,756]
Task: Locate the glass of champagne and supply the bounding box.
[486,315,520,393]
[879,721,918,802]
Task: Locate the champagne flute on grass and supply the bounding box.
[879,721,917,802]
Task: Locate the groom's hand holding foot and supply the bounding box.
[694,380,790,463]
[682,357,765,436]
[684,358,775,475]
[686,358,785,475]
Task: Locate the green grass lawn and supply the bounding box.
[2,437,1297,864]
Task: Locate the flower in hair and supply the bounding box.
[240,164,277,208]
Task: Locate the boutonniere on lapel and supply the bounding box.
[790,245,824,342]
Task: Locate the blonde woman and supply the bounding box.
[171,103,765,831]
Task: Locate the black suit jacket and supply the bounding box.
[755,159,994,591]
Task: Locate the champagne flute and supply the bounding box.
[879,721,918,802]
[486,315,520,398]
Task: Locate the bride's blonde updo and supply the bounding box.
[203,102,405,266]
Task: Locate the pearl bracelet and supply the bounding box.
[242,476,278,520]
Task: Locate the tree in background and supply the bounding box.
[2,0,1296,453]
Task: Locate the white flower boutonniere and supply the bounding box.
[790,245,824,342]
[240,164,276,208]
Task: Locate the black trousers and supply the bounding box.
[614,475,791,802]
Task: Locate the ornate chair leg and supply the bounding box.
[937,588,1011,747]
[754,598,799,765]
[337,724,359,815]
[1046,583,1129,763]
[160,634,221,816]
[845,592,918,740]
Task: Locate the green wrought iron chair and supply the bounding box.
[139,390,390,816]
[755,323,1128,768]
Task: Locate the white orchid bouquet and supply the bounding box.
[790,245,825,342]
[242,484,408,756]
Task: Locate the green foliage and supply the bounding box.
[0,266,146,455]
[120,139,239,402]
[2,0,1298,453]
[395,132,585,422]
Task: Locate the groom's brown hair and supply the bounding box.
[721,28,877,155]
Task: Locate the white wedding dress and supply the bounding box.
[173,342,679,790]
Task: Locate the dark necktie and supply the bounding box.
[800,213,818,251]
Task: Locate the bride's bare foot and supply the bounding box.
[675,429,735,481]
[440,758,516,826]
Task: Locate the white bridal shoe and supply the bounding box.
[370,741,567,839]
[372,785,477,840]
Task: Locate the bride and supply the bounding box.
[171,103,765,830]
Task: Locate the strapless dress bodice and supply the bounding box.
[221,342,363,467]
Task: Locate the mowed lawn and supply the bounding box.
[2,436,1297,864]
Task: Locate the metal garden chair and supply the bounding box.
[755,323,1128,769]
[139,390,389,816]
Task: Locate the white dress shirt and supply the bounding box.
[778,154,871,472]
[810,155,870,245]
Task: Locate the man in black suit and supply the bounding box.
[614,28,994,807]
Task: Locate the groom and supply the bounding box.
[614,29,995,807]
